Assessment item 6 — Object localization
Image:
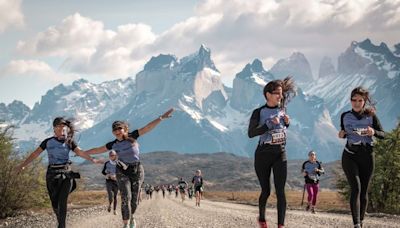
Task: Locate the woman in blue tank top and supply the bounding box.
[86,108,174,228]
[248,77,296,228]
[15,117,100,228]
[338,87,385,228]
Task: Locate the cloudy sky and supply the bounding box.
[1,0,399,107]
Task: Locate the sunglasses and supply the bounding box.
[351,99,364,102]
[113,127,123,131]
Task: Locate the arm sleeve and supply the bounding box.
[248,108,269,138]
[105,141,114,150]
[129,130,139,139]
[102,162,107,175]
[372,114,385,139]
[301,161,306,172]
[70,140,78,151]
[39,138,49,150]
[340,112,347,138]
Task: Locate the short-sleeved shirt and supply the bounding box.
[302,160,322,183]
[192,175,203,187]
[105,130,140,163]
[102,160,117,176]
[39,137,77,165]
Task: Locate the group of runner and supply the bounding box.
[14,77,385,228]
[249,78,385,228]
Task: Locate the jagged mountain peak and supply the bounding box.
[180,45,219,74]
[143,54,178,71]
[270,52,313,83]
[319,56,336,78]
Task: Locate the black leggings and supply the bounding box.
[46,172,74,228]
[254,144,287,225]
[106,180,118,210]
[342,145,374,225]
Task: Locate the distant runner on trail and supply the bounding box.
[248,77,296,228]
[178,177,188,202]
[301,150,324,214]
[192,170,204,207]
[15,117,100,228]
[85,108,174,228]
[102,150,119,215]
[338,87,385,228]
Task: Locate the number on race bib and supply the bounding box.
[271,132,285,144]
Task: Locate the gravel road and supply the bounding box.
[1,192,399,228]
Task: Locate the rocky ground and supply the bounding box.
[1,192,399,228]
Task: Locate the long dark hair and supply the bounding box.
[350,86,376,116]
[53,117,76,146]
[263,76,297,110]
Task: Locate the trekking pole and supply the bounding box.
[301,183,306,206]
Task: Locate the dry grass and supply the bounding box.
[204,190,348,212]
[67,190,108,208]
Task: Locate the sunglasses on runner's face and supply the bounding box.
[351,99,364,102]
[113,127,123,131]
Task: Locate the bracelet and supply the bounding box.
[159,116,164,121]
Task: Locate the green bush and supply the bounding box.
[368,122,400,214]
[0,125,49,218]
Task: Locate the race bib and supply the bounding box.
[271,132,285,144]
[354,128,368,136]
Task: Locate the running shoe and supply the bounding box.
[130,218,136,228]
[305,204,310,211]
[107,205,111,212]
[311,208,316,214]
[257,219,268,228]
[113,210,117,215]
[278,225,284,228]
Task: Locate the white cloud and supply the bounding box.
[0,0,24,32]
[16,13,156,77]
[14,0,400,84]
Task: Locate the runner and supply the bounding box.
[301,150,324,214]
[102,150,119,215]
[15,117,100,228]
[338,87,385,228]
[85,108,174,228]
[178,177,188,202]
[248,77,296,228]
[192,170,204,207]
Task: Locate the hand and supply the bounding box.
[338,130,346,138]
[271,116,280,125]
[367,126,375,136]
[283,114,290,125]
[14,164,25,174]
[161,108,174,120]
[92,158,104,164]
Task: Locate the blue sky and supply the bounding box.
[1,0,399,107]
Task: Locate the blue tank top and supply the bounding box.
[105,130,140,163]
[341,111,373,145]
[258,106,287,144]
[40,137,77,164]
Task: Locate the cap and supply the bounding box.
[112,120,128,131]
[308,150,316,156]
[53,117,67,127]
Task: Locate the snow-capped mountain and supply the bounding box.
[305,39,400,129]
[8,78,136,150]
[3,39,399,161]
[0,100,30,124]
[269,52,314,86]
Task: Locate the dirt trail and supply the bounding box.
[2,192,399,227]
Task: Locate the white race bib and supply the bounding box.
[271,132,285,144]
[354,128,368,136]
